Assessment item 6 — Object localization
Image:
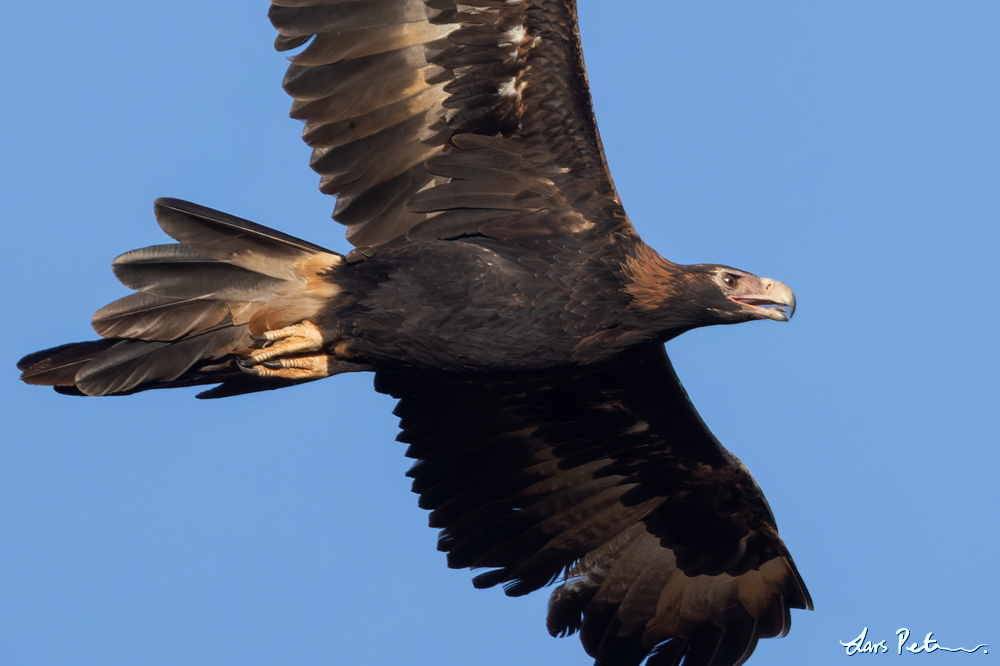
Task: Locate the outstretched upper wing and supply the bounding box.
[376,346,812,666]
[269,0,628,248]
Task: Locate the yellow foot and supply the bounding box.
[241,354,338,381]
[238,321,337,381]
[248,321,325,365]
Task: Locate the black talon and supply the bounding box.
[236,359,261,377]
[249,333,274,346]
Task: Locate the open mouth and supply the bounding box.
[729,296,794,322]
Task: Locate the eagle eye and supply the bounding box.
[722,273,740,288]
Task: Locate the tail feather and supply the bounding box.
[92,293,233,341]
[74,325,250,397]
[51,358,300,399]
[18,198,343,398]
[18,340,119,387]
[154,197,333,280]
[111,244,286,302]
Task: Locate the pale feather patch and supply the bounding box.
[292,22,455,67]
[250,253,343,337]
[498,77,518,98]
[624,420,650,434]
[563,523,647,586]
[563,211,597,234]
[499,24,525,47]
[652,563,743,633]
[294,252,343,299]
[737,567,771,618]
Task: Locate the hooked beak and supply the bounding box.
[729,277,796,322]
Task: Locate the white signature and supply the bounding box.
[840,627,988,655]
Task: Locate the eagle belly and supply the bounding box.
[328,239,641,375]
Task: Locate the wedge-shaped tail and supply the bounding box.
[18,199,342,399]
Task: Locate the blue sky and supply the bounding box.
[2,2,998,665]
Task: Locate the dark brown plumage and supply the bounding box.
[18,2,810,665]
